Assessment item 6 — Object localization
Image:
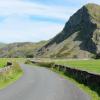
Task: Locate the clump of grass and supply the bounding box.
[36,62,54,68]
[0,59,7,68]
[25,59,33,64]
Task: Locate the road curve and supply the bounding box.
[0,64,90,100]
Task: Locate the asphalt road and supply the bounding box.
[0,64,90,100]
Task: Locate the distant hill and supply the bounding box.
[0,41,47,58]
[0,43,7,48]
[36,3,100,58]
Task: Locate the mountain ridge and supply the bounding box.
[0,41,47,58]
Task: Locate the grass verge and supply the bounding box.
[0,72,23,89]
[0,62,23,89]
[52,69,100,100]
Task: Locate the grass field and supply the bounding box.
[54,59,100,74]
[32,58,100,74]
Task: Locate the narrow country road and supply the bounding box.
[0,64,90,100]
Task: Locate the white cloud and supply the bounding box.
[0,0,77,21]
[0,15,64,43]
[0,0,99,20]
[0,0,99,43]
[83,0,100,4]
[63,0,100,5]
[0,0,76,43]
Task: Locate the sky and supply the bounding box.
[0,0,100,43]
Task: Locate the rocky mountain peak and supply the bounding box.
[36,3,100,58]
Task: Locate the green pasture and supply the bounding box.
[54,59,100,74]
[31,58,100,74]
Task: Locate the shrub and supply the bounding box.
[37,62,54,68]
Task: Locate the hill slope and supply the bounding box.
[0,41,47,58]
[36,3,100,58]
[0,43,7,48]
